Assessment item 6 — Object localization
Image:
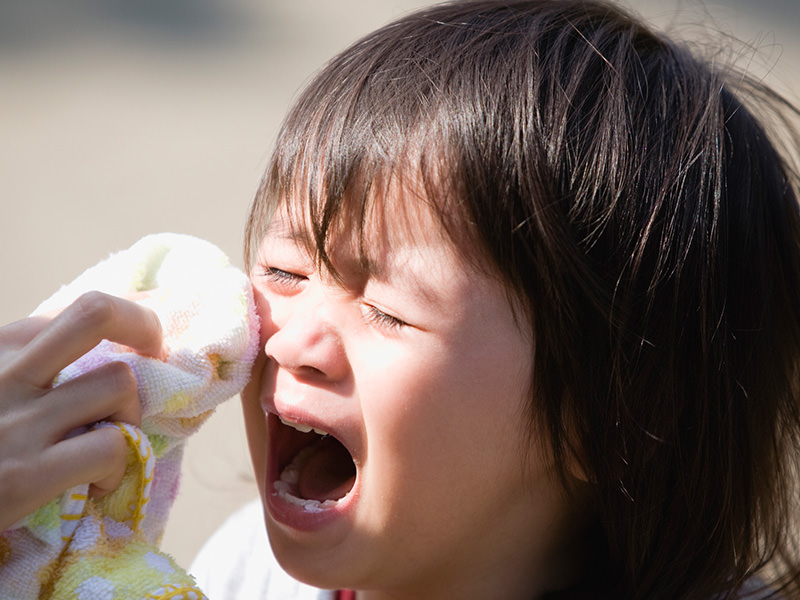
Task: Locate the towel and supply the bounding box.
[0,233,260,599]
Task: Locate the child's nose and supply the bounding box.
[263,288,347,381]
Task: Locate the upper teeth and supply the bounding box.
[279,416,329,437]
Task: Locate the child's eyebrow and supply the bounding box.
[263,215,444,305]
[265,222,321,257]
[264,219,308,243]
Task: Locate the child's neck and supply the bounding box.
[355,492,595,600]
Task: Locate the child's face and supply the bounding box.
[242,193,576,594]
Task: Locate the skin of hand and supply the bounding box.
[0,291,163,531]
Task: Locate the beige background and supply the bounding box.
[1,0,797,569]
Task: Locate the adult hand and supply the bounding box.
[0,291,163,531]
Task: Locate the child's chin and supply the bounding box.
[267,526,365,592]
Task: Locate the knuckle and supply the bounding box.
[104,361,138,397]
[138,304,163,343]
[149,308,163,339]
[89,429,129,495]
[106,431,129,463]
[103,362,142,425]
[71,291,116,330]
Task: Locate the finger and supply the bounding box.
[0,316,52,354]
[0,291,153,350]
[42,361,142,442]
[0,427,129,530]
[14,291,163,388]
[42,426,129,505]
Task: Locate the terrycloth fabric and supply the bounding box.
[0,233,260,600]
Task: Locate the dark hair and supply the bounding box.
[245,1,800,597]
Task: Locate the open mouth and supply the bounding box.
[271,415,357,512]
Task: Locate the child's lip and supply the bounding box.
[263,408,361,531]
[260,391,362,506]
[260,394,360,462]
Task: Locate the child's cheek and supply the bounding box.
[250,280,275,349]
[241,361,268,494]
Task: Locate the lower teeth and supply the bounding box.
[273,446,341,512]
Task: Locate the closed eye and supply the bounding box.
[363,304,407,330]
[262,267,306,289]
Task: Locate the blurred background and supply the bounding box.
[1,0,797,569]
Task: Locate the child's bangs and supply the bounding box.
[246,77,473,277]
[269,145,431,275]
[243,5,496,274]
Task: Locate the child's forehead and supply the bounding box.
[255,159,494,283]
[260,193,480,307]
[268,184,452,261]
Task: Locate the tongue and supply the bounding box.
[297,436,356,502]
